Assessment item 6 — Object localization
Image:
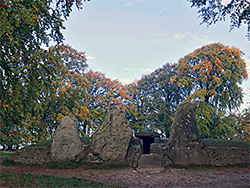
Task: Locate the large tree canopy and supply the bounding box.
[188,0,250,40]
[126,63,184,136]
[173,43,248,138]
[0,0,89,149]
[1,0,249,149]
[0,0,89,109]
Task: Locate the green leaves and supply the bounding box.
[0,0,89,148]
[1,0,248,150]
[187,0,250,40]
[126,43,248,140]
[126,63,182,135]
[175,43,248,139]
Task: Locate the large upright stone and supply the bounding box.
[90,108,132,163]
[50,116,83,162]
[126,138,143,168]
[167,102,208,165]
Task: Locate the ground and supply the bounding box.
[1,164,249,187]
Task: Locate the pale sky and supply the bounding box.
[62,0,250,111]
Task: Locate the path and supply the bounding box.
[1,164,249,187]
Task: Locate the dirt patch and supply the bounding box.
[1,164,249,188]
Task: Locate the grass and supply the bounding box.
[1,158,83,169]
[1,158,129,171]
[202,139,250,148]
[0,151,121,187]
[0,150,128,170]
[0,151,15,160]
[81,136,90,145]
[0,171,119,188]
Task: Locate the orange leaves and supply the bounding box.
[0,100,11,108]
[119,103,126,112]
[176,43,247,108]
[59,87,67,94]
[33,15,40,20]
[212,75,221,86]
[56,113,64,122]
[237,109,250,143]
[73,105,90,119]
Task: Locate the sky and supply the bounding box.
[62,0,250,111]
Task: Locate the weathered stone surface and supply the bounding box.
[126,138,143,168]
[138,154,162,168]
[203,146,250,166]
[76,145,90,163]
[167,102,209,165]
[135,132,160,138]
[162,148,174,167]
[50,116,83,162]
[90,108,132,163]
[150,143,164,156]
[10,146,51,164]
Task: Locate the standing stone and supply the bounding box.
[126,138,143,168]
[50,116,83,162]
[167,102,209,165]
[90,108,132,163]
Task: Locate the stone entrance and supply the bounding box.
[135,132,160,154]
[142,137,154,154]
[134,132,163,168]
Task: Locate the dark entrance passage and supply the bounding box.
[135,132,160,154]
[142,137,154,154]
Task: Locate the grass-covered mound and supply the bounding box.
[202,139,250,148]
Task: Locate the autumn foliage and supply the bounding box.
[1,1,249,151]
[173,43,248,138]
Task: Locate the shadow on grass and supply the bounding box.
[0,171,120,188]
[1,158,129,171]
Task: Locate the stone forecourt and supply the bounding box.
[11,102,250,167]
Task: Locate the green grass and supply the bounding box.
[81,136,90,145]
[34,139,53,147]
[0,151,15,160]
[202,139,250,148]
[1,158,83,169]
[0,150,121,187]
[0,149,128,170]
[1,158,129,171]
[0,171,119,188]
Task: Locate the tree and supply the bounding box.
[34,45,89,139]
[0,44,89,148]
[126,63,184,136]
[187,0,250,40]
[79,70,130,135]
[0,0,89,149]
[0,48,61,149]
[238,108,250,142]
[229,108,250,142]
[173,43,248,138]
